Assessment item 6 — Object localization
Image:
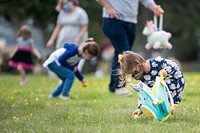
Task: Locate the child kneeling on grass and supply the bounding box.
[118,51,185,117]
[43,38,99,100]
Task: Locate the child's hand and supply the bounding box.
[159,70,167,78]
[82,79,87,87]
[132,109,142,118]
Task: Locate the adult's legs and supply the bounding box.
[103,18,136,93]
[126,22,136,48]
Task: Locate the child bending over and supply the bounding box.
[118,51,185,117]
[43,38,99,100]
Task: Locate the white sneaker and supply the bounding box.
[60,95,69,100]
[115,87,132,97]
[48,94,53,98]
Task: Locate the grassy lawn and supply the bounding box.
[0,72,200,133]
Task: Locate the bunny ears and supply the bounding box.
[118,54,123,63]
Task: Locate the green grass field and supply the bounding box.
[0,72,200,133]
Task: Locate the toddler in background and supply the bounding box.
[9,25,42,86]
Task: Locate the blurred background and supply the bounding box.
[0,0,200,75]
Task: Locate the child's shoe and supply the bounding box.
[115,87,132,97]
[60,95,69,100]
[48,94,54,98]
[20,78,28,86]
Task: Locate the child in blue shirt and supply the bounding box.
[118,51,185,117]
[43,38,99,100]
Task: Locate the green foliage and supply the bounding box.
[1,1,200,60]
[154,1,200,60]
[1,0,57,27]
[0,55,16,73]
[0,73,200,132]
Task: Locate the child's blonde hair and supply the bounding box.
[17,25,32,38]
[82,38,99,57]
[118,51,146,87]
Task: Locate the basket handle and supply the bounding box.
[160,71,165,80]
[160,70,175,114]
[153,7,163,31]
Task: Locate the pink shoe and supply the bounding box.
[20,78,28,86]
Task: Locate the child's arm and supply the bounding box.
[73,66,87,87]
[74,67,84,81]
[74,69,87,87]
[58,45,77,63]
[132,99,143,118]
[154,57,176,77]
[9,46,18,58]
[30,43,42,60]
[161,60,177,77]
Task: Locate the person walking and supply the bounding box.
[98,0,164,96]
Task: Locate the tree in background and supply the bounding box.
[0,0,200,62]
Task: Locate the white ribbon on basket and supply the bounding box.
[154,14,163,31]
